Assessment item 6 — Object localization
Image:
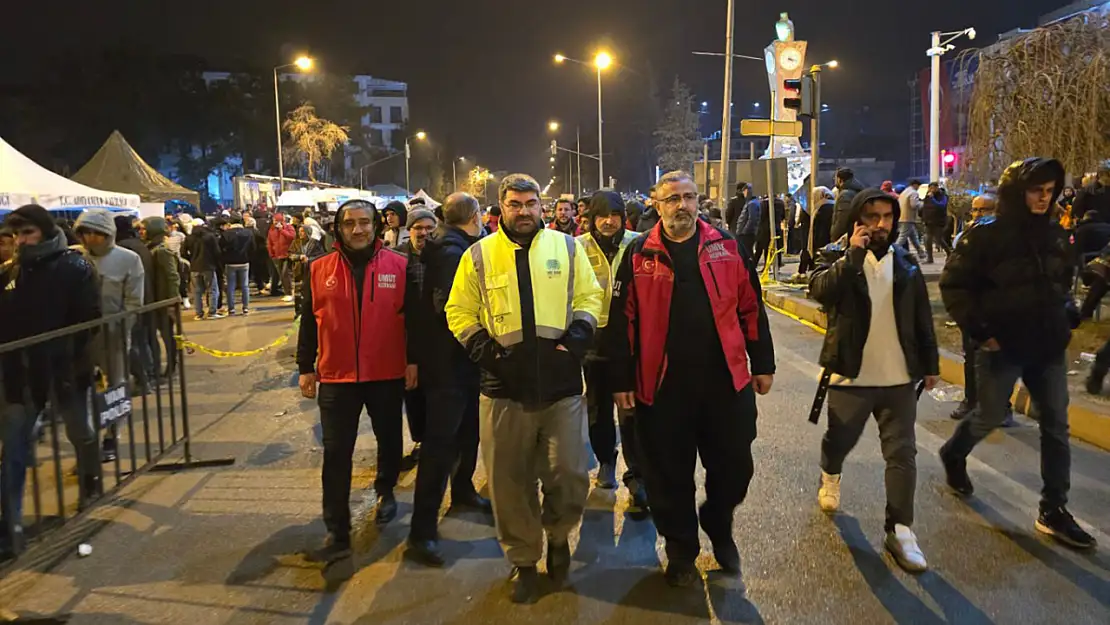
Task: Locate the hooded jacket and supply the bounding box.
[115,215,155,308]
[266,213,295,259]
[221,223,256,265]
[383,201,410,248]
[74,210,145,318]
[0,228,101,405]
[830,176,867,241]
[922,189,949,227]
[142,216,182,303]
[940,158,1077,365]
[809,188,940,380]
[184,221,222,273]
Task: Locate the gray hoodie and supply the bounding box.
[74,209,145,317]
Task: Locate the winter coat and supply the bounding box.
[220,225,256,265]
[1073,182,1110,224]
[184,226,222,273]
[809,188,939,379]
[830,177,866,241]
[922,190,949,228]
[118,235,155,307]
[0,230,101,405]
[736,198,762,236]
[755,197,785,244]
[266,216,295,259]
[940,158,1078,366]
[724,194,747,235]
[636,207,661,233]
[414,225,482,389]
[142,217,182,304]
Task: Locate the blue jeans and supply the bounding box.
[895,222,924,258]
[192,270,218,317]
[226,264,250,313]
[943,351,1071,511]
[0,403,34,551]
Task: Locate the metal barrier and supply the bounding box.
[0,298,229,565]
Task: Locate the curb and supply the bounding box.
[763,289,1110,451]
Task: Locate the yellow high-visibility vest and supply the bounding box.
[577,230,639,328]
[447,227,602,348]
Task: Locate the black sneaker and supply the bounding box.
[546,541,571,587]
[1086,367,1106,395]
[306,533,352,563]
[710,536,741,574]
[509,566,540,604]
[451,490,492,513]
[1035,507,1096,550]
[101,437,118,463]
[940,450,974,497]
[950,400,972,421]
[664,561,699,588]
[375,491,398,525]
[405,538,445,568]
[626,478,650,513]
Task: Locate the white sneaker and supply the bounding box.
[818,471,841,513]
[183,297,192,310]
[282,295,294,302]
[885,524,928,572]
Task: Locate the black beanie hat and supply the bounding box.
[7,204,58,238]
[587,190,626,221]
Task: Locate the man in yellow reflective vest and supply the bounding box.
[577,191,649,510]
[446,173,603,604]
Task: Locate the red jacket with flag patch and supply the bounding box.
[602,218,775,405]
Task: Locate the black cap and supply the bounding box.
[6,204,58,238]
[836,167,855,180]
[587,190,626,221]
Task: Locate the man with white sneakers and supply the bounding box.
[809,188,940,572]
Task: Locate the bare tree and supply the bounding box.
[654,78,703,174]
[957,7,1110,182]
[282,104,349,182]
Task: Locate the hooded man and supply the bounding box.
[141,216,181,377]
[296,199,419,564]
[398,207,437,466]
[0,205,102,560]
[809,189,940,573]
[74,210,146,462]
[576,191,647,506]
[921,182,951,263]
[383,201,410,249]
[184,217,223,319]
[406,193,493,567]
[266,213,295,299]
[219,215,256,315]
[830,167,866,241]
[115,215,157,393]
[939,158,1094,551]
[548,198,581,236]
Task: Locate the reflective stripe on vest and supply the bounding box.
[578,230,638,328]
[469,228,579,347]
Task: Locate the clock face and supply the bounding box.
[765,49,777,75]
[779,48,802,72]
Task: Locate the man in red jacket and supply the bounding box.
[267,213,296,299]
[604,170,776,587]
[296,199,419,563]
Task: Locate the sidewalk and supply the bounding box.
[763,285,1110,451]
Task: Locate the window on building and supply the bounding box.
[369,106,383,124]
[390,106,404,124]
[369,128,384,146]
[371,88,407,97]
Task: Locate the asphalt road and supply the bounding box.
[2,306,1108,624]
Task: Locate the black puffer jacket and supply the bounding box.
[830,177,866,241]
[184,225,221,273]
[940,158,1077,365]
[0,231,102,404]
[416,225,481,389]
[810,188,940,379]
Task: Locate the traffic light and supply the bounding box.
[783,75,815,118]
[942,150,957,176]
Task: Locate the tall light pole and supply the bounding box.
[555,52,613,190]
[404,131,427,193]
[274,55,314,192]
[806,60,837,269]
[927,27,975,182]
[719,0,736,203]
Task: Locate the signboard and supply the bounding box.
[94,384,132,428]
[694,158,789,200]
[740,119,803,138]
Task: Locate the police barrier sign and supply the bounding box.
[95,384,132,428]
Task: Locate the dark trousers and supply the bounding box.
[738,233,757,258]
[634,377,757,565]
[943,352,1071,512]
[405,387,427,445]
[251,254,270,292]
[924,224,952,263]
[822,384,918,531]
[318,379,404,542]
[410,386,481,541]
[961,331,1012,413]
[585,360,642,483]
[154,311,176,377]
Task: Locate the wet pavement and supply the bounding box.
[1,302,1108,624]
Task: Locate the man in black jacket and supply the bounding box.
[809,189,939,573]
[406,193,492,567]
[398,208,436,468]
[724,181,751,236]
[921,183,951,264]
[219,216,256,315]
[830,167,866,241]
[184,219,223,320]
[115,215,157,389]
[939,157,1094,550]
[0,205,102,560]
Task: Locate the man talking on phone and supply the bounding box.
[809,188,940,573]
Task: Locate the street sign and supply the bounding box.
[740,119,803,138]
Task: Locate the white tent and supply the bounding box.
[409,189,441,209]
[0,135,140,217]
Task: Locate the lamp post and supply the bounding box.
[404,131,427,193]
[555,52,613,189]
[927,28,975,182]
[274,55,314,192]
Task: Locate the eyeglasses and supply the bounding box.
[660,193,698,207]
[503,200,540,211]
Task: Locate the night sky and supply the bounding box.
[3,0,1065,189]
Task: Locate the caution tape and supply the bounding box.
[175,319,300,358]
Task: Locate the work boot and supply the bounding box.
[546,540,571,587]
[405,538,445,567]
[306,533,352,563]
[375,491,398,525]
[1086,365,1107,395]
[509,566,540,604]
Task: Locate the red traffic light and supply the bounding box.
[943,152,956,165]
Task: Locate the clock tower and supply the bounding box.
[763,21,809,192]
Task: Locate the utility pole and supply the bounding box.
[807,67,822,268]
[597,67,605,188]
[576,126,583,196]
[929,30,941,184]
[703,140,710,194]
[718,0,736,203]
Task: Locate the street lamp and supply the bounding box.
[405,131,428,193]
[927,27,975,182]
[274,55,315,192]
[548,120,560,132]
[554,51,613,188]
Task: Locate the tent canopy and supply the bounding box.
[0,135,139,215]
[72,130,200,206]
